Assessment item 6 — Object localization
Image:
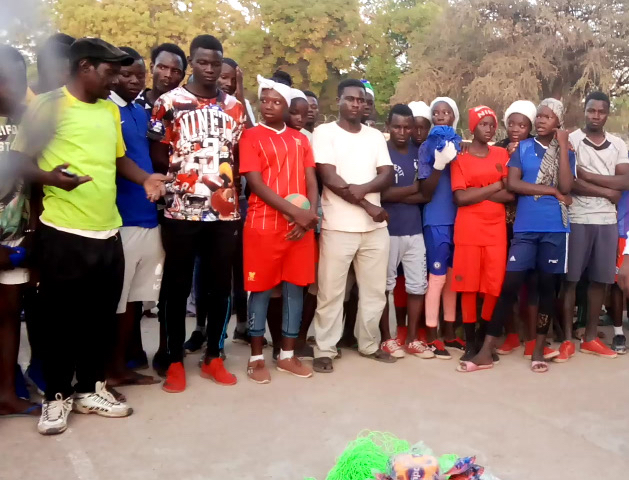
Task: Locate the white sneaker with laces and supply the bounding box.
[73,381,133,418]
[381,339,406,358]
[38,393,73,435]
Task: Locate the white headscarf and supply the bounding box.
[408,101,431,122]
[257,74,292,107]
[430,97,460,130]
[290,88,307,103]
[504,100,537,129]
[539,98,565,127]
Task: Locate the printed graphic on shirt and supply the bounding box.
[150,87,245,222]
[0,119,29,244]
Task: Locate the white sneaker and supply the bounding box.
[38,393,73,435]
[73,381,133,418]
[381,339,406,358]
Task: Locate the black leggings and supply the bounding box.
[487,270,557,337]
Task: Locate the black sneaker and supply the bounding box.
[184,330,205,353]
[233,329,251,344]
[152,350,169,378]
[272,347,280,362]
[427,340,452,360]
[444,338,466,351]
[461,344,477,362]
[295,344,314,360]
[611,335,627,354]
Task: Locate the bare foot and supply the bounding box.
[0,397,41,416]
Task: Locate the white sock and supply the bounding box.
[279,349,294,360]
[194,325,205,334]
[249,354,264,362]
[614,326,624,336]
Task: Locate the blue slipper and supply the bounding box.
[1,403,41,418]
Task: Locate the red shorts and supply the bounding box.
[243,226,315,292]
[452,244,507,297]
[616,237,626,281]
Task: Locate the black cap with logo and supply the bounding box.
[69,38,134,66]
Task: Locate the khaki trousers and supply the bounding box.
[314,227,390,358]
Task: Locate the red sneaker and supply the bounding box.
[580,338,618,358]
[162,362,186,393]
[496,334,521,355]
[201,358,237,385]
[523,340,559,360]
[395,326,408,346]
[417,328,428,343]
[553,341,576,363]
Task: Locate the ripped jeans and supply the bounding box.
[248,282,304,338]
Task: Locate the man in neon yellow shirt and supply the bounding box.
[11,38,168,436]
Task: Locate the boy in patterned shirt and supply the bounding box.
[149,35,245,392]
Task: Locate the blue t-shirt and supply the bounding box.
[112,97,158,228]
[617,191,629,238]
[509,138,576,233]
[382,144,422,236]
[418,140,457,227]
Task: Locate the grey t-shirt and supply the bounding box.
[569,129,629,225]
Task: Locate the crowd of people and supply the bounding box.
[1,32,628,437]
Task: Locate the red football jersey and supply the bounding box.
[239,124,315,231]
[451,146,509,246]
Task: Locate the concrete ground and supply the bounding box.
[2,316,629,480]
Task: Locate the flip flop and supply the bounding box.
[531,360,548,373]
[313,357,334,373]
[107,371,160,387]
[1,404,41,418]
[456,361,494,373]
[359,349,397,363]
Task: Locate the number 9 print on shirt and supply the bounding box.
[149,87,245,222]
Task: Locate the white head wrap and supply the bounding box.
[257,74,292,107]
[430,97,460,130]
[504,100,537,129]
[408,101,431,122]
[539,98,565,127]
[290,88,308,103]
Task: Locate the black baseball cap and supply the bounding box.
[69,38,134,66]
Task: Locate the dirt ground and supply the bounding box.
[2,316,628,480]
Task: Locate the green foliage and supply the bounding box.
[394,0,629,127]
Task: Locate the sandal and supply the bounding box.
[107,371,160,387]
[359,348,397,363]
[456,361,493,373]
[531,360,548,373]
[0,403,41,418]
[313,357,334,373]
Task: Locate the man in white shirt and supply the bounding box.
[562,91,629,360]
[312,79,394,373]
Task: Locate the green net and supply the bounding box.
[317,431,410,480]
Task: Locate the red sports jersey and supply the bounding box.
[451,146,509,246]
[149,87,245,222]
[239,124,315,231]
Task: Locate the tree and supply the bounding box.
[230,1,364,101]
[393,0,629,127]
[358,0,440,114]
[49,0,245,62]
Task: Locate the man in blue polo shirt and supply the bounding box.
[107,47,163,387]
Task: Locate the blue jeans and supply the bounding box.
[248,282,304,338]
